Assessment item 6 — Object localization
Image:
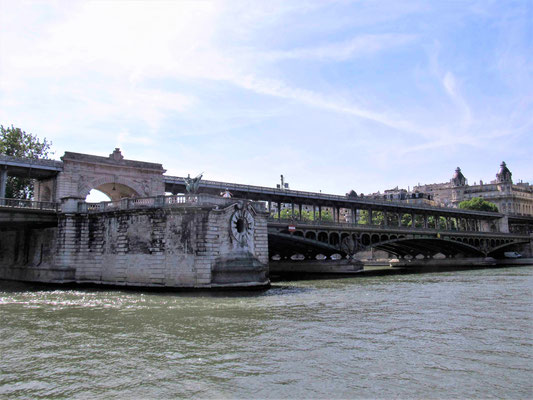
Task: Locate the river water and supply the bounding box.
[1,266,532,399]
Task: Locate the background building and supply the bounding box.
[414,162,533,216]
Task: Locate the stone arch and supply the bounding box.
[41,186,52,202]
[79,176,145,201]
[293,231,304,237]
[305,231,316,240]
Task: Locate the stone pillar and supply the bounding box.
[61,196,85,213]
[446,217,451,231]
[479,219,491,232]
[369,209,373,225]
[298,204,302,221]
[351,207,356,224]
[318,206,322,221]
[423,215,428,229]
[0,166,7,201]
[277,202,281,220]
[398,213,402,227]
[498,215,509,233]
[411,213,415,229]
[291,203,295,219]
[384,211,388,226]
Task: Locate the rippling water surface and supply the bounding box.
[1,266,532,399]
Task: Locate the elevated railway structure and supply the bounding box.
[1,152,532,262]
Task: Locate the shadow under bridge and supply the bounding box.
[267,221,529,260]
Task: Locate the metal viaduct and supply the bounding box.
[1,151,532,262]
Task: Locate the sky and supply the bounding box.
[1,0,532,198]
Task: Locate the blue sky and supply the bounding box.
[1,0,531,196]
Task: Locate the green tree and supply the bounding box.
[458,197,498,213]
[0,125,53,199]
[273,207,333,221]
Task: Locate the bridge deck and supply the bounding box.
[164,176,504,219]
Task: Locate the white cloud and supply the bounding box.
[262,34,416,62]
[442,71,472,126]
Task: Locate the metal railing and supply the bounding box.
[0,197,60,211]
[163,175,504,218]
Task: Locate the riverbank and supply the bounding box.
[270,257,533,280]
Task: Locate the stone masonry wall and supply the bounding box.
[0,201,269,288]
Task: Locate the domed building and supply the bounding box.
[413,162,533,216]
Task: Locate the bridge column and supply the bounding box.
[445,217,450,230]
[277,202,281,219]
[423,215,428,229]
[312,204,316,221]
[411,213,415,229]
[368,209,373,225]
[298,204,302,221]
[291,203,295,219]
[318,206,322,221]
[0,165,7,202]
[398,213,402,227]
[383,211,388,226]
[351,207,356,224]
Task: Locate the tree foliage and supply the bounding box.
[272,207,333,221]
[458,197,499,213]
[0,125,53,199]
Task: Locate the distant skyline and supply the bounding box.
[1,0,531,198]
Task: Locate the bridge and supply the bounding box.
[1,150,532,264]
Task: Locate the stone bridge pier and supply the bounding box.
[0,195,270,289]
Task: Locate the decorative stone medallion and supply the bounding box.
[230,207,254,243]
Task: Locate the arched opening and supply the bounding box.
[305,231,316,240]
[41,186,52,202]
[329,233,339,246]
[86,189,112,203]
[92,182,139,201]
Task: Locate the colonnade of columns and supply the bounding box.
[267,200,492,232]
